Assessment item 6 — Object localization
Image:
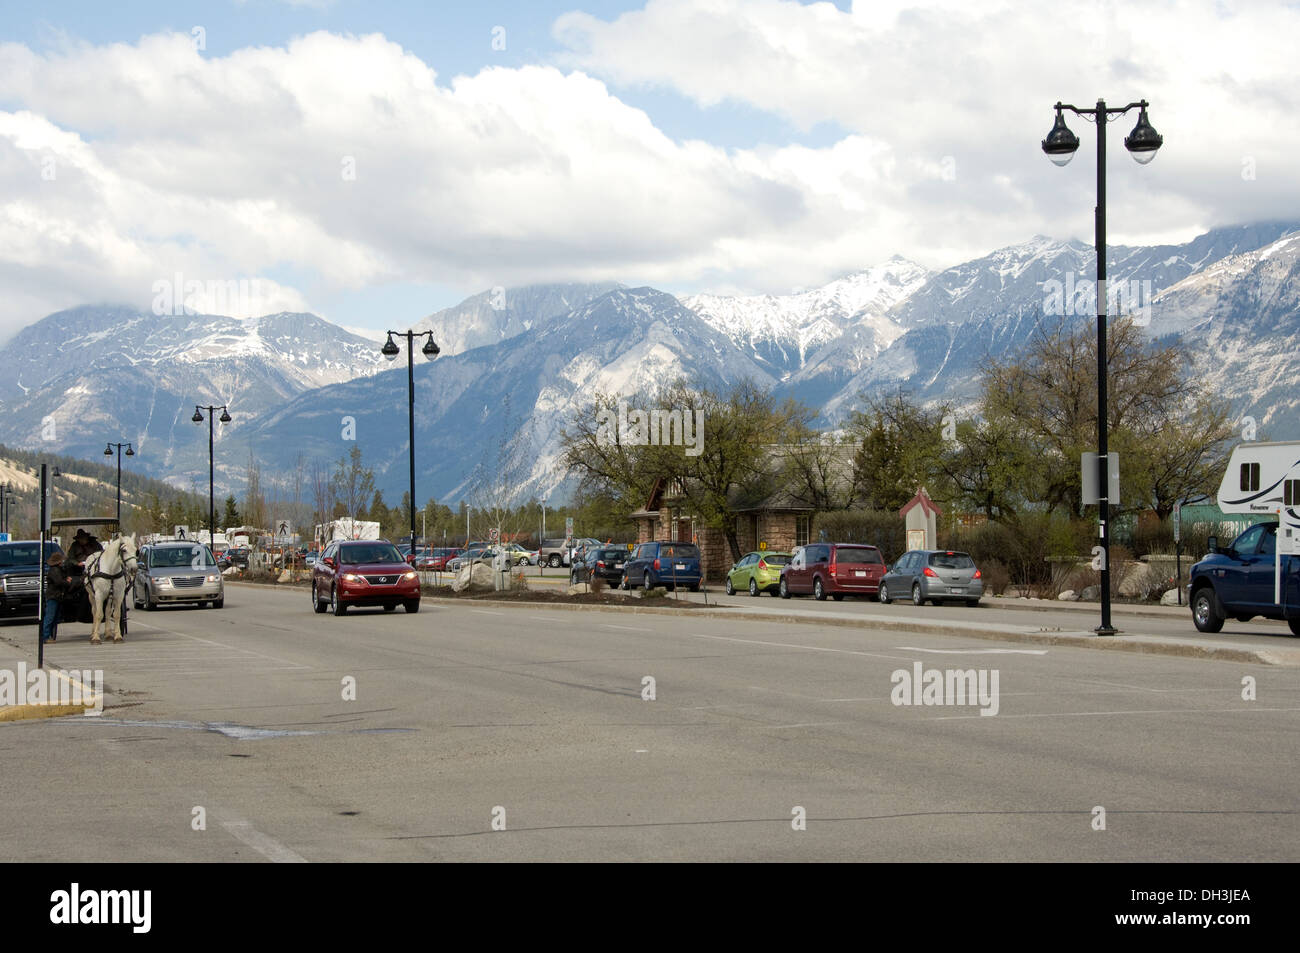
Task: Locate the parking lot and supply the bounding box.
[2,584,1297,861]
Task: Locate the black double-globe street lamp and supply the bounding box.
[192,405,232,549]
[1042,98,1163,636]
[103,442,135,525]
[381,330,440,557]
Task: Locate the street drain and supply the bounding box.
[228,753,251,758]
[338,811,359,816]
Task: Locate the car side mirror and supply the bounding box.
[323,557,335,568]
[1206,535,1217,554]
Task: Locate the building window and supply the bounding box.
[795,514,810,547]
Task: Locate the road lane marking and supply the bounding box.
[931,705,1300,721]
[689,632,911,661]
[602,624,654,633]
[218,815,308,863]
[896,646,1049,655]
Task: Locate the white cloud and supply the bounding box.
[1,4,1297,339]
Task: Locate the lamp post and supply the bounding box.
[380,329,440,557]
[0,483,14,535]
[192,405,232,549]
[103,442,135,525]
[1042,98,1162,636]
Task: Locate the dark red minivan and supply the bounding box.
[779,543,886,600]
[312,539,421,615]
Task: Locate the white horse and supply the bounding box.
[85,534,138,644]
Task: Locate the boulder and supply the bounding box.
[1160,588,1182,606]
[277,570,292,584]
[452,562,494,593]
[1057,589,1079,601]
[1080,585,1100,601]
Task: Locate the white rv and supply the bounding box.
[1216,441,1300,545]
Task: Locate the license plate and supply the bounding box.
[854,570,866,577]
[675,564,687,570]
[614,562,624,569]
[951,587,965,594]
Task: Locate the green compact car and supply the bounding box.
[725,551,792,596]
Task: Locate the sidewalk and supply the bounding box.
[0,628,108,722]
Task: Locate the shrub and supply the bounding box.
[813,510,907,563]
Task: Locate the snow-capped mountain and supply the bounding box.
[240,287,773,503]
[4,222,1299,504]
[407,282,622,356]
[0,308,388,482]
[1151,233,1300,437]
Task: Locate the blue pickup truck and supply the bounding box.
[1187,521,1300,635]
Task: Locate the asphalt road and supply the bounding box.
[2,585,1297,861]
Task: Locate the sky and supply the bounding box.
[1,0,1296,340]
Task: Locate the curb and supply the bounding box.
[0,668,104,723]
[420,597,1297,667]
[223,580,1297,667]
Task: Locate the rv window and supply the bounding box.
[1240,462,1260,492]
[1286,479,1300,507]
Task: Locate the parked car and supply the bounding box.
[779,543,886,600]
[418,547,462,571]
[879,549,983,606]
[1188,521,1300,634]
[538,538,570,568]
[570,546,630,585]
[725,551,792,597]
[620,541,702,591]
[447,547,501,572]
[134,542,225,610]
[312,539,420,615]
[499,542,534,566]
[0,540,63,619]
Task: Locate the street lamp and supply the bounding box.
[381,329,440,557]
[192,405,232,549]
[104,442,135,525]
[1042,98,1162,636]
[0,483,15,535]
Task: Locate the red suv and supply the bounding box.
[312,539,421,615]
[779,543,886,600]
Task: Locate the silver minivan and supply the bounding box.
[134,542,225,609]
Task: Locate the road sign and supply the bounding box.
[174,525,189,540]
[1081,452,1121,506]
[565,517,574,537]
[274,518,293,540]
[1173,502,1181,543]
[0,533,8,543]
[759,541,767,551]
[488,527,500,544]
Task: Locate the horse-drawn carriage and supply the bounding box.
[51,516,138,642]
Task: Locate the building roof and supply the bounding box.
[899,487,942,519]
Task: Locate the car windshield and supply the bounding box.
[599,549,626,560]
[0,543,57,567]
[339,544,404,565]
[929,552,975,569]
[661,544,699,558]
[835,547,882,564]
[758,553,790,566]
[151,546,215,568]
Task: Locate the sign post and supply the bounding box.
[1173,502,1182,606]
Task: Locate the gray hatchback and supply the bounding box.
[134,542,225,610]
[879,550,983,606]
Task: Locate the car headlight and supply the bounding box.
[156,577,171,588]
[341,573,360,582]
[206,574,219,583]
[403,571,417,581]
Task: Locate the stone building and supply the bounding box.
[629,476,815,580]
